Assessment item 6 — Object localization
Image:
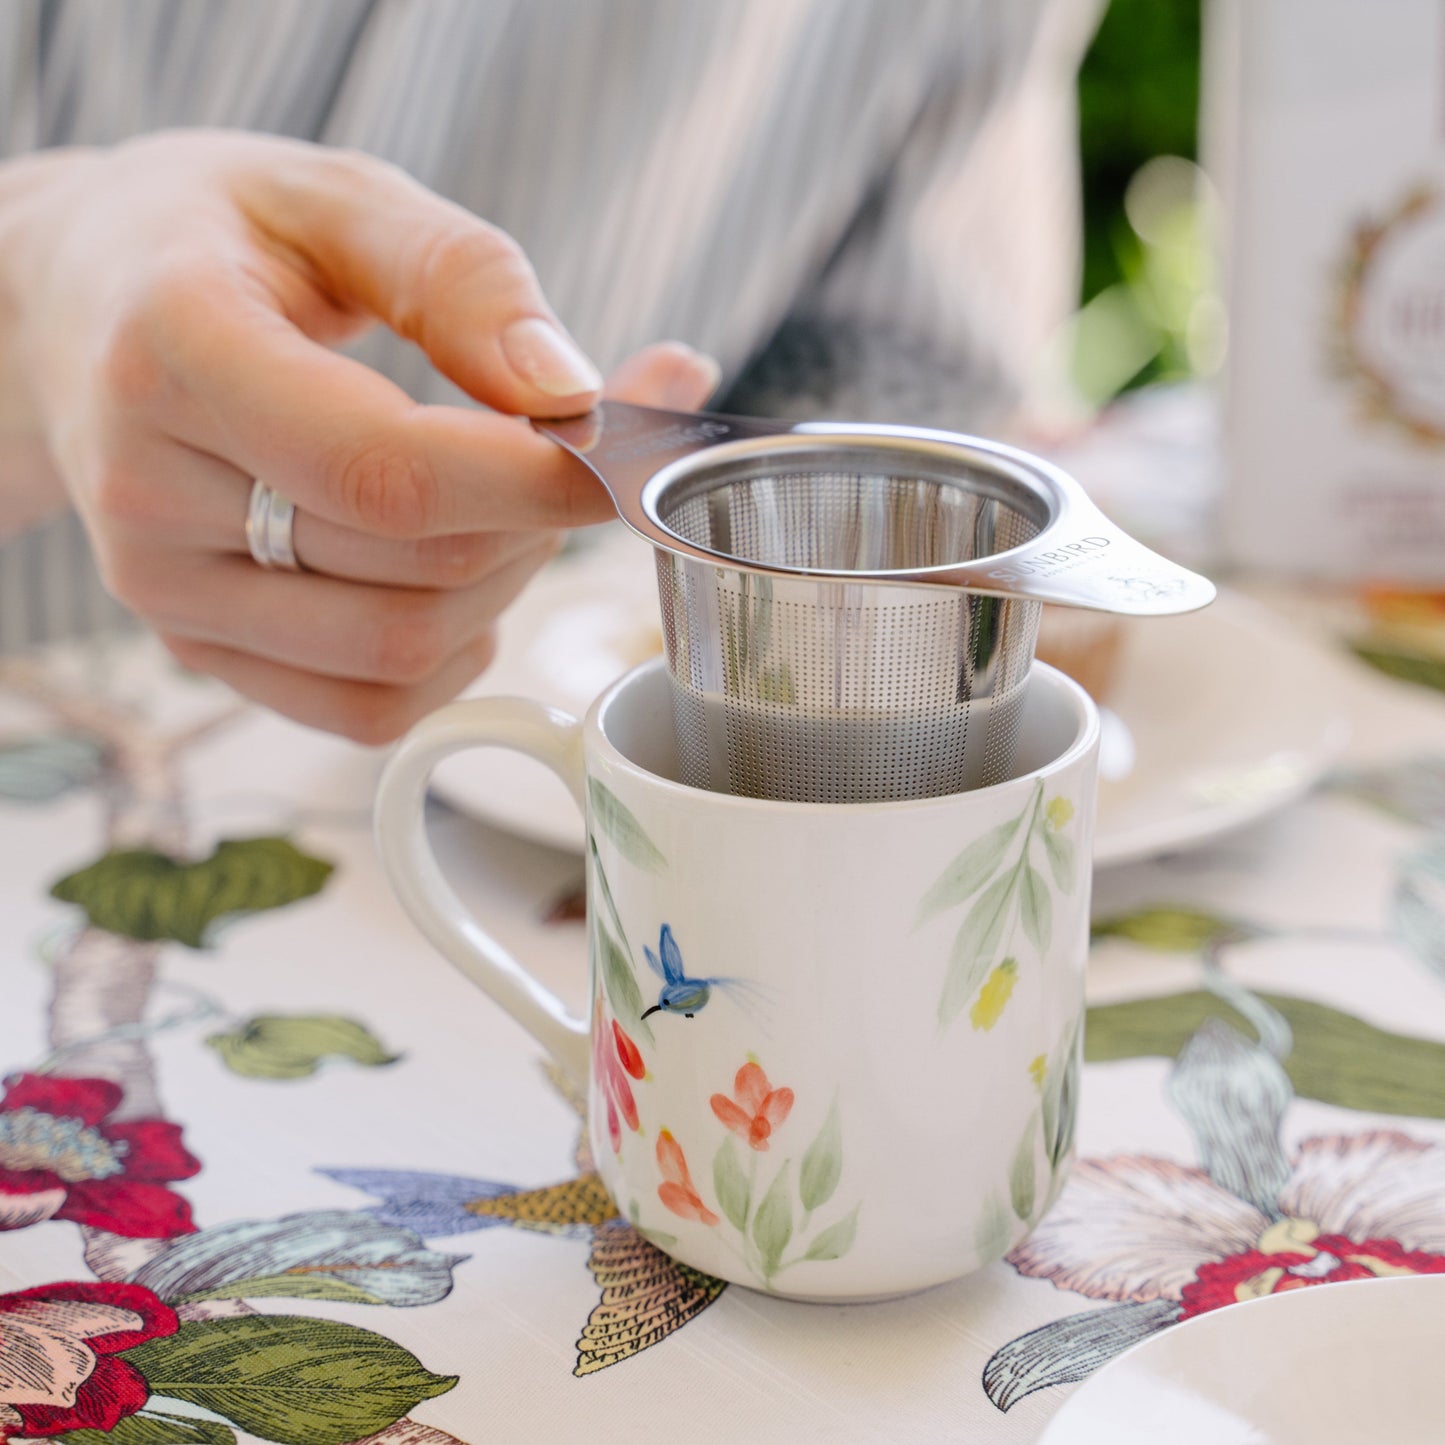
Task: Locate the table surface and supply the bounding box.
[1,594,1444,1445]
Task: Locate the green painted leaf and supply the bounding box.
[0,733,105,802]
[1020,866,1052,953]
[798,1099,842,1213]
[588,834,631,954]
[597,924,653,1044]
[123,1315,456,1445]
[1395,842,1445,982]
[633,1222,679,1250]
[587,779,665,873]
[1042,1016,1082,1169]
[973,1192,1013,1264]
[56,1414,236,1445]
[50,836,333,947]
[939,872,1018,1027]
[1042,828,1076,892]
[1085,989,1445,1119]
[204,1015,398,1080]
[713,1136,750,1232]
[916,816,1022,925]
[803,1203,860,1262]
[1010,1117,1038,1221]
[1092,907,1255,954]
[131,1208,463,1309]
[751,1162,793,1279]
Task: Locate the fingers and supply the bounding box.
[85,434,555,587]
[154,298,615,536]
[239,145,602,417]
[148,309,725,539]
[603,341,722,410]
[292,516,552,589]
[162,629,501,745]
[147,538,558,683]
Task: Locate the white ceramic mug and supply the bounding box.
[375,658,1099,1300]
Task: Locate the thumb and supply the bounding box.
[243,147,602,417]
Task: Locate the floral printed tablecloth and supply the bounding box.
[1,613,1444,1445]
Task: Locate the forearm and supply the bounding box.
[0,148,98,538]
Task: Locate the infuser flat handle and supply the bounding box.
[538,404,1216,616]
[535,400,789,549]
[930,521,1217,614]
[791,422,1217,615]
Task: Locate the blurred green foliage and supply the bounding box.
[1075,0,1203,399]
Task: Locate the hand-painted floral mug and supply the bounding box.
[375,657,1099,1301]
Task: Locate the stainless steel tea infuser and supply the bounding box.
[536,402,1214,804]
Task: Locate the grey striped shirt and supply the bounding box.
[0,0,1096,650]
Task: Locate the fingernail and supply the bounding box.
[502,317,603,397]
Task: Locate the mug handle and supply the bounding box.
[374,698,592,1083]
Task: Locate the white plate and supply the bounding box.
[1091,589,1350,866]
[431,526,1350,866]
[1038,1276,1445,1444]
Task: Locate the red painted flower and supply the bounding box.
[592,1013,645,1153]
[656,1130,719,1225]
[0,1074,199,1237]
[0,1280,178,1440]
[1179,1232,1445,1319]
[710,1062,793,1151]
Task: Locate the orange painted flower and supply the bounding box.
[656,1130,718,1225]
[710,1062,794,1151]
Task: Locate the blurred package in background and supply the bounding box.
[1211,0,1445,583]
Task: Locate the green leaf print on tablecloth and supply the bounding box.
[1093,906,1260,953]
[50,836,333,946]
[204,1014,399,1079]
[123,1315,456,1445]
[55,1413,237,1443]
[1085,990,1445,1119]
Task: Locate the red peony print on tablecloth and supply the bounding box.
[0,1074,199,1237]
[0,1280,178,1440]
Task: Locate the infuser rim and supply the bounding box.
[635,426,1072,583]
[593,656,1101,816]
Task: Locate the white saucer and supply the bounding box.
[1038,1276,1445,1444]
[431,527,1349,866]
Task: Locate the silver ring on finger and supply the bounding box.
[245,480,302,571]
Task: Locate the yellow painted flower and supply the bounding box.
[971,959,1019,1031]
[1045,797,1074,831]
[1028,1054,1047,1090]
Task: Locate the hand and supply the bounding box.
[0,131,718,740]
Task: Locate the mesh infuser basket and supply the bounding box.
[537,403,1214,803]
